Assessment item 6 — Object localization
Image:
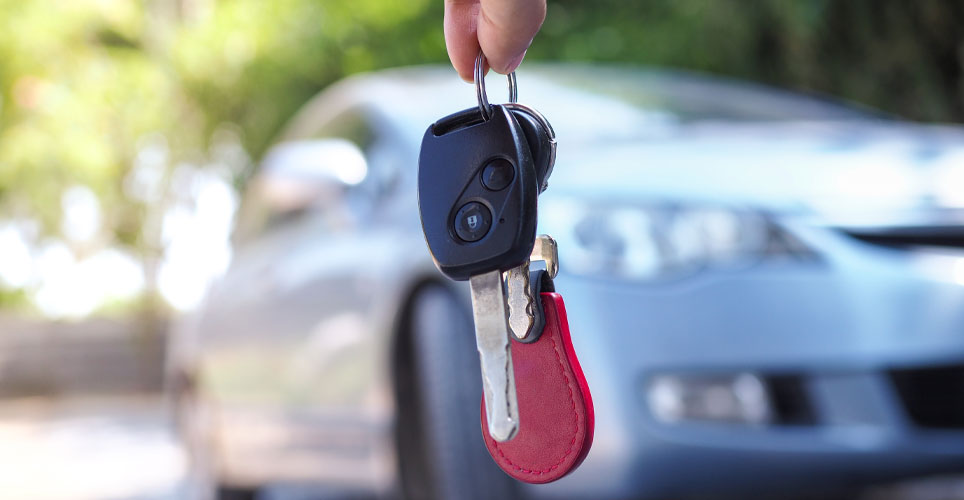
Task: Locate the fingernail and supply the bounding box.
[504,50,527,73]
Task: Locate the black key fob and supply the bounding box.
[418,104,539,281]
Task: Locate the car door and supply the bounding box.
[194,102,418,488]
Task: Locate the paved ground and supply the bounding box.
[0,396,373,500]
[0,395,961,500]
[0,396,186,500]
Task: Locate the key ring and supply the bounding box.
[475,51,518,121]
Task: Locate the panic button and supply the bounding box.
[454,202,492,242]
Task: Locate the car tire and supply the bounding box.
[213,486,258,500]
[402,284,519,500]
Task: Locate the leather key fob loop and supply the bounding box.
[481,292,594,484]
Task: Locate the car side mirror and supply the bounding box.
[255,138,368,214]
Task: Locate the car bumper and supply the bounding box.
[525,267,964,498]
[529,366,964,499]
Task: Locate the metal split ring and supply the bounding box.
[475,51,518,121]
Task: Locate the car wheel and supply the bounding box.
[399,284,519,500]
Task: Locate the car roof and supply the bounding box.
[284,65,964,220]
[360,64,874,120]
[284,64,877,146]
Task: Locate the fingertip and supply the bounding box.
[455,56,483,83]
[457,55,489,83]
[444,39,477,83]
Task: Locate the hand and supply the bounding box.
[444,0,547,82]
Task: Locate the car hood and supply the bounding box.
[547,120,964,225]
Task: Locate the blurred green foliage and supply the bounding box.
[0,0,961,252]
[537,1,964,121]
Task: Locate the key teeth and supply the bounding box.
[469,270,521,443]
[531,234,559,279]
[481,345,518,442]
[505,263,535,340]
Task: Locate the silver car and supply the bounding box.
[168,65,964,500]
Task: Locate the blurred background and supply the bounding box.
[1,1,963,499]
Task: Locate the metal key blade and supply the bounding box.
[469,270,519,442]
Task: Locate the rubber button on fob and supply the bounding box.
[454,202,492,242]
[481,158,514,191]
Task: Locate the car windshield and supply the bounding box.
[531,65,879,122]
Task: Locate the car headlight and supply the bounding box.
[646,373,771,425]
[538,197,809,280]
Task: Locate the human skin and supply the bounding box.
[444,0,547,82]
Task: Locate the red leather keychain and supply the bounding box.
[481,274,595,484]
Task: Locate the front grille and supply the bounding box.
[889,364,964,429]
[843,226,964,250]
[764,375,818,425]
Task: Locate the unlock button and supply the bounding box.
[454,202,492,242]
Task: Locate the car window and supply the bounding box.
[234,107,382,245]
[312,109,376,151]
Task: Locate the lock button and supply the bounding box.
[481,158,514,191]
[454,201,492,242]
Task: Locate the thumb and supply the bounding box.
[476,0,546,74]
